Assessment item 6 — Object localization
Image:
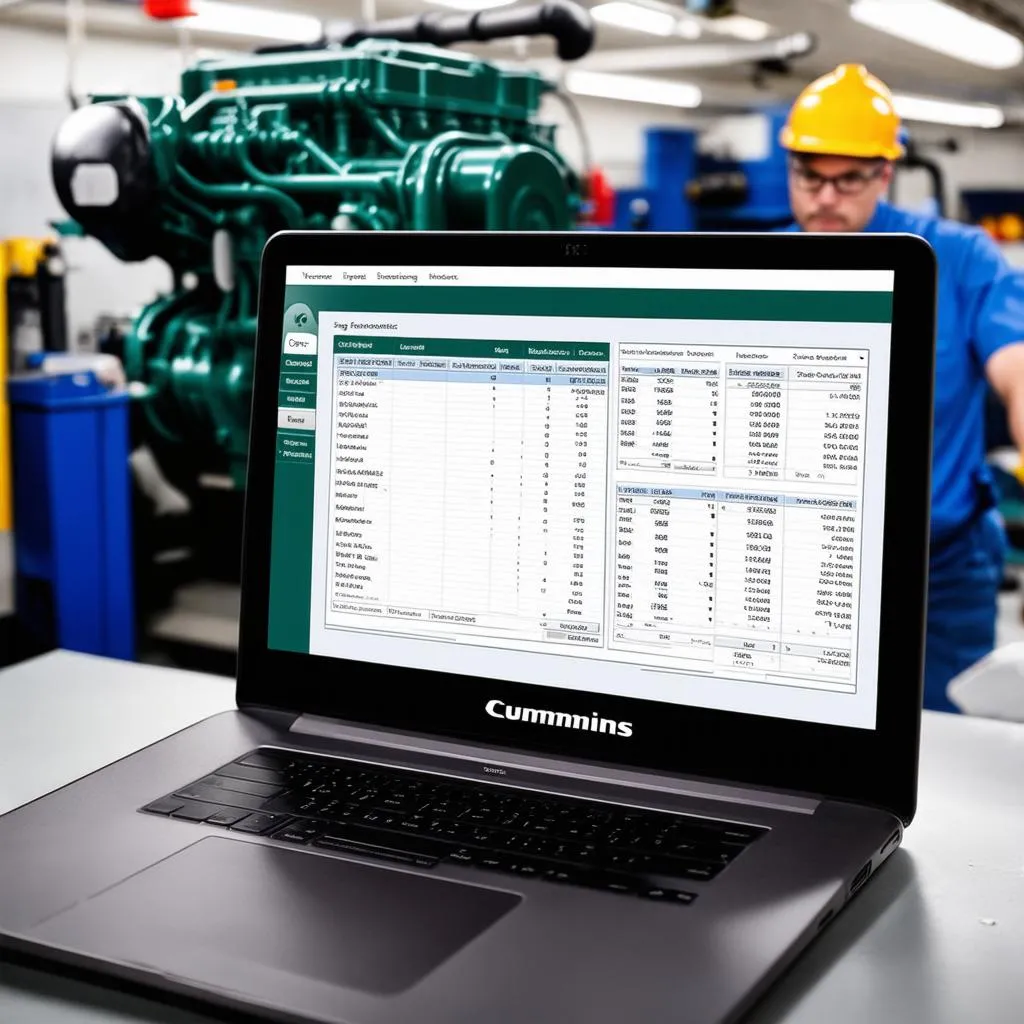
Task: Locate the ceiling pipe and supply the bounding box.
[535,29,815,74]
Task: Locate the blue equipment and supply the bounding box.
[8,368,135,660]
[612,110,795,233]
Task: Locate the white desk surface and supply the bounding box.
[0,651,1022,1023]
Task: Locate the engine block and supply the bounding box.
[53,30,584,486]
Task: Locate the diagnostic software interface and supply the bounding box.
[268,265,894,730]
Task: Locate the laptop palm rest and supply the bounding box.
[30,836,520,997]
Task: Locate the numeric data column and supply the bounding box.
[780,497,859,687]
[488,350,526,617]
[638,365,720,473]
[664,490,718,647]
[785,363,867,485]
[613,487,658,639]
[617,367,643,465]
[713,492,783,671]
[519,353,562,621]
[553,348,608,641]
[442,352,500,615]
[668,365,720,473]
[725,366,787,481]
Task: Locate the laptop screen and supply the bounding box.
[270,265,893,732]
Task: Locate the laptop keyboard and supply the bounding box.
[142,748,768,906]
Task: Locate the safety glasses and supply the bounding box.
[788,160,886,196]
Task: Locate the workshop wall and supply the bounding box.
[541,94,699,187]
[0,26,184,345]
[892,122,1024,218]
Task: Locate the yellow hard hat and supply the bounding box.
[780,63,904,161]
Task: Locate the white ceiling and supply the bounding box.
[4,0,1024,109]
[739,0,1024,97]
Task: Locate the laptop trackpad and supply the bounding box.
[30,836,520,996]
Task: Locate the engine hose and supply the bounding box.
[236,142,394,198]
[167,184,220,225]
[175,164,304,228]
[300,137,349,176]
[333,81,411,156]
[364,110,411,156]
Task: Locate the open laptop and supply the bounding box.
[0,230,935,1024]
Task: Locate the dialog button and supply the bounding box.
[278,409,315,431]
[284,332,317,355]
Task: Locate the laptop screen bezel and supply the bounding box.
[239,230,934,825]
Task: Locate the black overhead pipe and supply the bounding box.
[257,1,595,62]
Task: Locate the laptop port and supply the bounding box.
[816,908,836,932]
[880,827,901,855]
[849,860,872,895]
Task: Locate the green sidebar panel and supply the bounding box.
[268,334,317,654]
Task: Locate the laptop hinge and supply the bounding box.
[240,705,301,730]
[288,714,819,815]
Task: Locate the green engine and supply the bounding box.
[52,3,592,488]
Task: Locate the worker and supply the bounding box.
[779,63,1024,712]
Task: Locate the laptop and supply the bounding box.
[0,230,936,1023]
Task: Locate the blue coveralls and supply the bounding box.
[787,201,1024,711]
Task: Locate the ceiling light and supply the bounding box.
[708,15,771,41]
[173,1,322,42]
[424,0,517,10]
[893,93,1005,129]
[565,70,702,108]
[850,0,1024,70]
[592,2,678,37]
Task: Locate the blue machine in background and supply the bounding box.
[8,367,135,661]
[611,109,795,233]
[613,129,698,232]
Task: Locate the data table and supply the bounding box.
[611,344,867,692]
[317,336,870,693]
[612,487,858,690]
[326,339,610,647]
[616,345,867,486]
